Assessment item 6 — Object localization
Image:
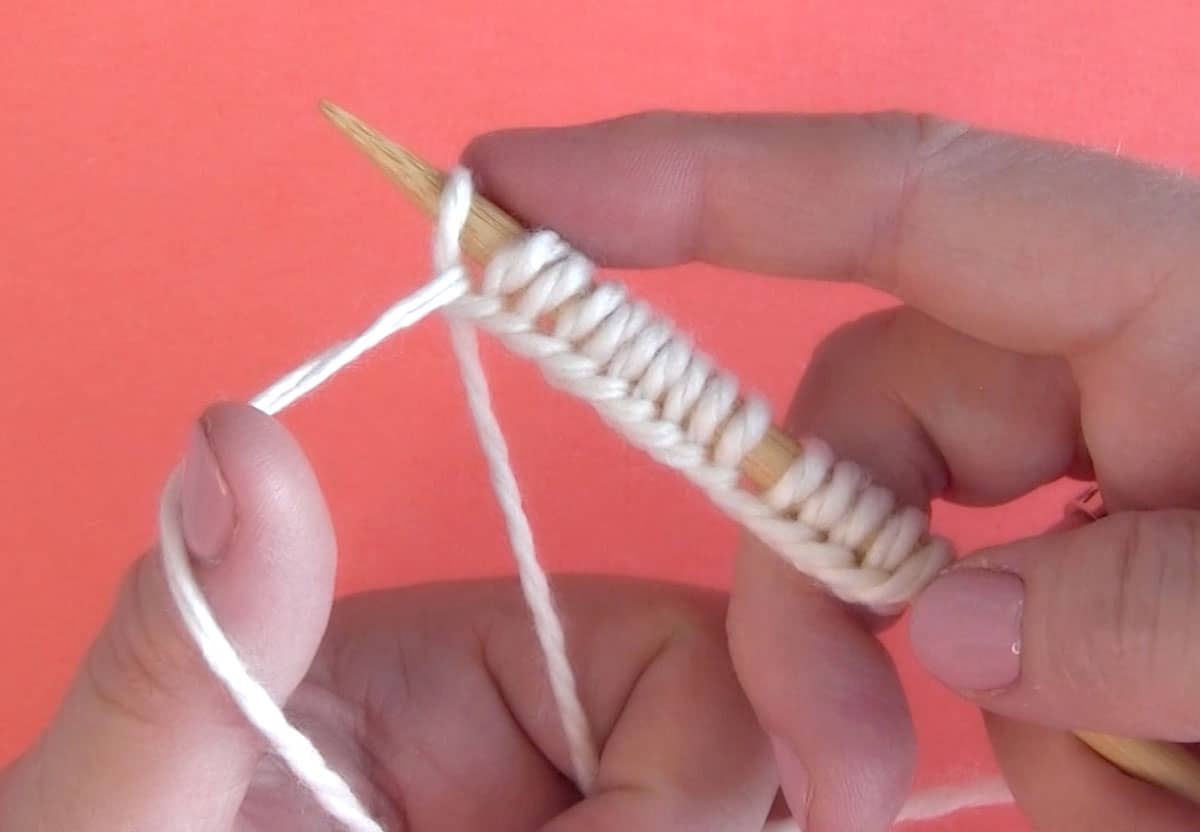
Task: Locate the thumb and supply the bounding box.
[908,509,1200,740]
[1,403,337,830]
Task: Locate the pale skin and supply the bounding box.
[3,110,1199,831]
[0,405,780,831]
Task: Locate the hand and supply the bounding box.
[461,111,1200,831]
[0,403,778,830]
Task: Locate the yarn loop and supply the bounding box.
[157,166,1007,830]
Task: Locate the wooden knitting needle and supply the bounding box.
[316,99,1200,808]
[316,100,802,492]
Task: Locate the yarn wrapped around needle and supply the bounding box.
[160,98,1200,825]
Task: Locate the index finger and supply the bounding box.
[462,111,1200,357]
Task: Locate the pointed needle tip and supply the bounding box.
[318,98,354,126]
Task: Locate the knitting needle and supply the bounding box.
[316,100,803,491]
[316,99,1200,808]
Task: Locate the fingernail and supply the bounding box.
[181,419,235,564]
[909,569,1024,691]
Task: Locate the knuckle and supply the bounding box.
[84,557,213,726]
[1081,512,1200,729]
[628,583,735,680]
[790,308,946,505]
[903,111,977,163]
[855,111,976,284]
[803,311,885,386]
[662,588,729,646]
[865,110,974,162]
[634,581,728,657]
[615,108,700,136]
[800,308,907,399]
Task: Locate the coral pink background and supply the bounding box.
[4,3,1198,829]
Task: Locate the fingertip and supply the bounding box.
[201,401,333,553]
[907,568,1024,694]
[190,401,336,696]
[730,540,916,832]
[18,403,342,825]
[460,113,705,267]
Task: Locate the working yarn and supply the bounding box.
[159,167,1011,829]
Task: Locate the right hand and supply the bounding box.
[463,110,1200,830]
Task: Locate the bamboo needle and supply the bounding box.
[316,99,1200,808]
[317,99,802,491]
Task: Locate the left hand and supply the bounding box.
[0,403,777,830]
[459,109,1200,832]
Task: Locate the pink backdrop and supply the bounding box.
[5,3,1199,830]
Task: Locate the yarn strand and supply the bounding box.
[433,170,599,791]
[159,473,385,832]
[156,181,478,832]
[447,320,600,792]
[156,165,1011,830]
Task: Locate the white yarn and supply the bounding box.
[440,227,952,613]
[157,166,1009,829]
[895,775,1014,823]
[160,471,385,832]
